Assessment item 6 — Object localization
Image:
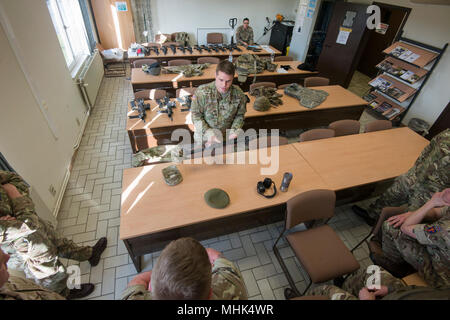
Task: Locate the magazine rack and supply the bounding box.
[363,36,447,124]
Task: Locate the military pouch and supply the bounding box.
[162,165,183,186]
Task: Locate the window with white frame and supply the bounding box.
[47,0,91,71]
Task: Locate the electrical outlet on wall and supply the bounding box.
[49,184,57,197]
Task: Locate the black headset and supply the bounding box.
[257,178,277,199]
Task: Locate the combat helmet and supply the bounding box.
[253,96,271,112]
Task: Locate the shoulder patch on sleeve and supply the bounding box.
[425,225,441,234]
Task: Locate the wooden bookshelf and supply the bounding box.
[376,57,428,84]
[383,41,439,68]
[369,74,416,103]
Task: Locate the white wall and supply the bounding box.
[0,0,88,225]
[151,0,299,45]
[350,0,450,127]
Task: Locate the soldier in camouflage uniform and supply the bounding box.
[379,189,450,288]
[191,60,247,145]
[0,248,65,300]
[0,170,107,298]
[354,128,450,225]
[122,237,248,300]
[236,18,254,46]
[307,264,450,300]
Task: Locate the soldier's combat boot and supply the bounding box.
[89,237,107,267]
[67,283,95,300]
[352,205,376,226]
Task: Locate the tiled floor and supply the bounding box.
[56,72,376,300]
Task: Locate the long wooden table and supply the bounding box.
[126,85,367,153]
[131,61,316,94]
[120,127,429,271]
[128,45,281,66]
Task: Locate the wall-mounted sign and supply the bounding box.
[116,2,128,12]
[336,27,352,45]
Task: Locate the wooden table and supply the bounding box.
[121,144,327,270]
[128,45,281,66]
[292,127,429,191]
[126,85,367,153]
[131,61,316,94]
[121,127,428,271]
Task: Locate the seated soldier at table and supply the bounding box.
[191,60,248,147]
[122,237,248,300]
[236,18,254,47]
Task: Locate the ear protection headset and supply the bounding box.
[257,178,277,199]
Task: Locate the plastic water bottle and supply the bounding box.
[270,52,275,62]
[228,52,233,62]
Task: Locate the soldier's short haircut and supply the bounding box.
[216,60,235,76]
[151,237,212,300]
[243,18,249,22]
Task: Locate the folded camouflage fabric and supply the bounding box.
[162,63,210,77]
[249,86,283,107]
[284,83,329,109]
[132,145,185,167]
[173,32,190,46]
[234,54,277,82]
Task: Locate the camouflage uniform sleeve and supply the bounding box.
[0,171,29,195]
[248,27,254,45]
[10,196,37,222]
[191,90,215,141]
[412,207,449,251]
[121,284,153,300]
[229,90,247,137]
[211,257,248,300]
[235,26,243,45]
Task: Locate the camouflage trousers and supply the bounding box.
[307,265,406,300]
[363,170,444,220]
[2,218,92,295]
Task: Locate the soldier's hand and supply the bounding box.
[0,215,16,221]
[228,133,238,140]
[373,285,389,298]
[430,189,450,207]
[205,135,221,148]
[387,212,412,228]
[1,184,22,199]
[206,248,223,265]
[358,287,376,300]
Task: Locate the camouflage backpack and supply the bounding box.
[174,32,190,46]
[162,63,210,77]
[234,54,277,82]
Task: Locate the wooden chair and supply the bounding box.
[134,89,167,100]
[168,59,192,66]
[207,33,223,45]
[273,189,360,297]
[96,43,126,77]
[249,82,277,92]
[304,77,330,87]
[176,87,197,98]
[155,33,172,44]
[328,120,360,137]
[133,59,158,68]
[299,129,335,142]
[365,120,393,133]
[274,56,294,62]
[197,57,220,64]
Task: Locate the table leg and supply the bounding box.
[124,239,142,272]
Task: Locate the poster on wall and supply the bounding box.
[116,2,128,12]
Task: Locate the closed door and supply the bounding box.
[316,2,370,87]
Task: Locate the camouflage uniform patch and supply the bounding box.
[382,206,450,287]
[364,129,450,219]
[191,81,247,144]
[0,170,93,294]
[236,25,254,45]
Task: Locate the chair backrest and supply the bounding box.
[299,128,335,142]
[168,59,192,66]
[176,87,197,98]
[247,136,289,150]
[278,83,300,90]
[304,77,330,87]
[155,33,172,44]
[249,82,277,92]
[133,59,158,68]
[134,89,167,100]
[197,57,220,64]
[286,189,336,229]
[364,120,393,133]
[207,33,223,44]
[274,56,294,62]
[328,119,360,137]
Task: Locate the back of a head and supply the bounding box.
[216,60,235,76]
[151,237,212,300]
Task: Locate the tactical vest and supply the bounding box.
[284,83,329,109]
[234,54,277,82]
